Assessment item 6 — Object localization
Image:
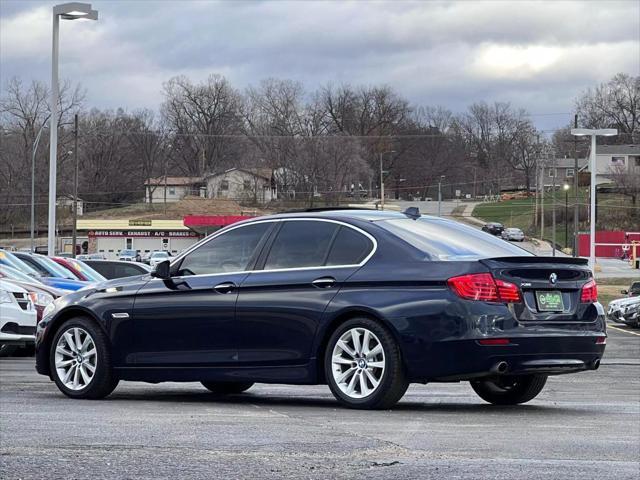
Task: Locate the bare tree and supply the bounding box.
[576,73,639,143]
[161,75,243,176]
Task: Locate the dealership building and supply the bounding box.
[74,216,252,258]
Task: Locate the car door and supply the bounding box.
[235,219,376,366]
[130,221,274,367]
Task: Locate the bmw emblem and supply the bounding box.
[549,273,558,285]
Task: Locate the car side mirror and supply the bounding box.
[621,289,629,295]
[151,260,171,279]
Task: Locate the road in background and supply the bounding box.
[1,326,638,480]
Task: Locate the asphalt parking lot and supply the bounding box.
[1,324,639,480]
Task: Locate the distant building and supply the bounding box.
[57,194,84,216]
[204,168,275,204]
[542,158,587,187]
[581,144,640,185]
[144,176,205,203]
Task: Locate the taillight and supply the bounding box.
[495,279,521,302]
[581,279,598,303]
[447,273,521,303]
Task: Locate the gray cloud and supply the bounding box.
[1,0,638,131]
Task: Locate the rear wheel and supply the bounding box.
[325,317,408,409]
[50,317,119,399]
[470,375,547,405]
[201,382,254,394]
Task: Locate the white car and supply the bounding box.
[0,279,37,356]
[501,227,525,242]
[608,296,640,327]
[149,251,171,268]
[118,249,140,262]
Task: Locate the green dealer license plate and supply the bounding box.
[536,290,564,312]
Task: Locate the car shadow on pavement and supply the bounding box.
[99,389,579,415]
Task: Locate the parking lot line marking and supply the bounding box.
[608,325,640,337]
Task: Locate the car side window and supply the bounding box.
[122,265,144,277]
[264,221,339,270]
[325,226,373,266]
[177,223,271,276]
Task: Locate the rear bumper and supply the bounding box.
[405,334,606,382]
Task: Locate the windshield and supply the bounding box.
[66,259,107,282]
[0,250,41,277]
[34,255,77,279]
[121,250,136,256]
[0,265,45,284]
[377,217,532,261]
[151,252,168,258]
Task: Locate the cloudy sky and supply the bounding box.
[1,0,638,131]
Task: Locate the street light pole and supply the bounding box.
[573,114,579,257]
[552,156,557,257]
[48,3,98,255]
[71,113,79,258]
[31,116,51,253]
[571,128,617,270]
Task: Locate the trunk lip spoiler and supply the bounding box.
[480,256,589,267]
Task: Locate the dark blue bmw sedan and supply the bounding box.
[35,208,606,409]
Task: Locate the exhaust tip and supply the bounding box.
[592,359,600,370]
[491,361,509,375]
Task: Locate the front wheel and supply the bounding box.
[470,375,547,405]
[201,382,254,394]
[325,318,408,409]
[49,317,119,399]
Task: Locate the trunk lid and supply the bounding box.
[480,256,596,322]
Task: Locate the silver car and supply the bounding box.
[501,227,525,242]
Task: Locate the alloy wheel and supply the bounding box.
[54,327,97,391]
[331,327,386,399]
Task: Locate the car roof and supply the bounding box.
[247,208,455,224]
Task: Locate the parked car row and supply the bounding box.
[0,248,154,357]
[482,223,525,242]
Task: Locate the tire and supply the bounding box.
[324,317,409,409]
[201,382,254,394]
[0,344,18,357]
[49,317,119,399]
[470,375,547,405]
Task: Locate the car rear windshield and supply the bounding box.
[377,218,532,260]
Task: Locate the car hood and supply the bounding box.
[40,277,89,291]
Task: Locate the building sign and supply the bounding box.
[128,219,152,227]
[88,230,200,238]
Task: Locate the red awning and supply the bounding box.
[183,215,254,229]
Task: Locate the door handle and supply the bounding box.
[312,277,336,289]
[213,282,237,294]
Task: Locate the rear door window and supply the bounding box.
[264,221,338,269]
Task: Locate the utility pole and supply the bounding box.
[379,153,385,210]
[573,114,579,256]
[438,175,445,217]
[164,156,168,216]
[379,150,395,210]
[534,158,539,228]
[71,113,79,258]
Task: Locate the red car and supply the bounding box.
[51,257,106,283]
